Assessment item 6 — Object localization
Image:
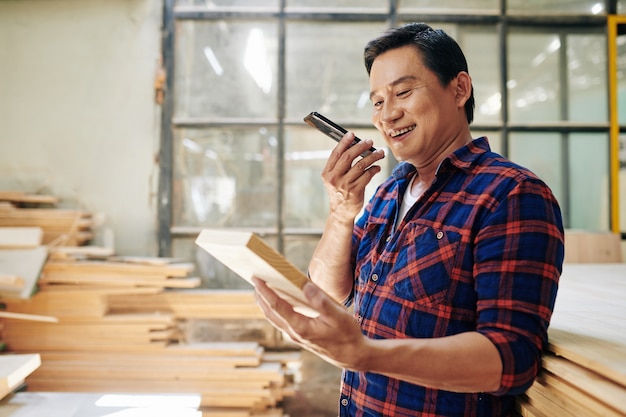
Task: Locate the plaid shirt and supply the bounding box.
[340,137,564,417]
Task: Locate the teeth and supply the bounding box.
[389,125,415,137]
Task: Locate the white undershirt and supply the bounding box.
[399,173,419,221]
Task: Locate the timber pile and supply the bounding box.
[0,251,298,416]
[0,191,93,246]
[516,264,626,416]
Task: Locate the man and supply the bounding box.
[254,22,564,416]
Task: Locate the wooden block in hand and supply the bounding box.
[195,229,318,317]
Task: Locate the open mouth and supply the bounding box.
[389,125,416,138]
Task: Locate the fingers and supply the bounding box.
[326,132,385,176]
[252,277,308,343]
[302,282,342,324]
[252,277,293,326]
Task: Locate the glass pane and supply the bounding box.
[173,236,277,289]
[507,0,606,14]
[568,34,608,122]
[285,21,388,122]
[399,0,498,12]
[617,33,626,124]
[621,135,626,233]
[173,127,279,228]
[284,235,321,275]
[176,0,279,7]
[509,133,564,210]
[287,0,384,8]
[568,134,610,231]
[174,20,279,119]
[620,0,626,14]
[456,26,501,125]
[508,32,561,123]
[284,126,390,229]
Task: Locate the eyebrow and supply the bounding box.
[369,75,419,101]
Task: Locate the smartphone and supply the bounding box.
[303,111,377,157]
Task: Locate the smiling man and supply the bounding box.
[253,22,565,417]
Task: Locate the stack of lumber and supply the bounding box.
[516,263,626,416]
[0,253,298,416]
[0,191,93,246]
[38,258,200,289]
[106,289,265,319]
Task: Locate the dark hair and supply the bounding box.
[364,22,475,124]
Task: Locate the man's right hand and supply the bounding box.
[322,132,385,222]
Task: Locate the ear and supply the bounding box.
[454,71,472,107]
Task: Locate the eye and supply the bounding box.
[397,89,412,98]
[373,100,383,109]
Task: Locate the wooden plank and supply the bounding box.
[0,354,41,391]
[542,354,626,413]
[548,264,626,387]
[0,275,24,292]
[563,230,623,263]
[0,311,58,323]
[107,256,185,266]
[0,192,59,205]
[43,260,194,278]
[537,371,625,417]
[195,229,317,317]
[523,382,581,417]
[0,247,48,299]
[48,245,115,259]
[516,395,550,417]
[106,290,265,319]
[24,375,278,392]
[38,274,201,289]
[36,351,261,369]
[0,227,43,248]
[1,290,109,317]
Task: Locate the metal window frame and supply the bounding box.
[158,0,620,256]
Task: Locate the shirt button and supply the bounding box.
[371,274,378,282]
[436,231,444,239]
[356,315,363,323]
[385,235,391,242]
[341,398,348,407]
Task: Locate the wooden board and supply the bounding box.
[0,192,59,205]
[563,230,623,263]
[195,229,317,317]
[0,354,41,392]
[0,247,48,299]
[0,312,58,323]
[0,227,43,249]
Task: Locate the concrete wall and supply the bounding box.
[0,0,163,256]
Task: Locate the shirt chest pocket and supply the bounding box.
[391,227,461,308]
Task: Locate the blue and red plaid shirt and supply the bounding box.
[340,137,564,417]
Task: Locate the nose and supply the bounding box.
[378,98,402,127]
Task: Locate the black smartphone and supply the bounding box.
[303,111,377,157]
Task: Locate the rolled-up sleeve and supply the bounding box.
[474,177,564,396]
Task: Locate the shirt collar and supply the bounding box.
[391,136,491,181]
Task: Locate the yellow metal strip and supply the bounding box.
[607,15,623,234]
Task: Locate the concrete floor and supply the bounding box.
[283,350,342,416]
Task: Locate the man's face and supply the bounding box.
[369,45,463,167]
